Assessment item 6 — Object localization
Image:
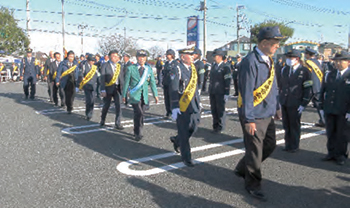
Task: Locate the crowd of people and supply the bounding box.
[1,26,349,201]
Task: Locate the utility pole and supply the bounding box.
[236,5,245,54]
[124,27,126,52]
[200,1,207,58]
[26,0,30,42]
[78,24,87,54]
[61,0,65,55]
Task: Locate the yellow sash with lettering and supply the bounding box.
[13,66,18,72]
[60,65,77,78]
[40,67,44,73]
[179,63,198,112]
[105,63,121,87]
[305,60,323,83]
[238,57,275,108]
[79,65,98,90]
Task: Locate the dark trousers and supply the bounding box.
[47,78,52,101]
[202,71,209,92]
[84,89,95,119]
[101,86,122,126]
[235,117,276,191]
[132,99,146,136]
[96,78,101,97]
[163,85,172,116]
[23,77,36,98]
[210,93,226,131]
[233,78,238,95]
[312,96,325,124]
[175,111,200,162]
[51,81,60,105]
[157,69,162,86]
[281,105,301,150]
[64,81,75,112]
[325,113,348,159]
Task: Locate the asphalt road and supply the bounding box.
[0,81,349,208]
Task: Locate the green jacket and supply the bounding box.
[122,64,158,104]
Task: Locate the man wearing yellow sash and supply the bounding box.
[11,63,19,81]
[44,51,55,102]
[234,26,283,201]
[77,54,98,121]
[55,50,79,114]
[20,48,40,99]
[305,47,326,127]
[49,52,62,107]
[169,46,201,167]
[100,50,125,129]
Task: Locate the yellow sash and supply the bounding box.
[53,71,57,79]
[0,66,4,71]
[79,65,98,90]
[40,67,44,72]
[60,65,77,78]
[179,63,198,112]
[47,69,50,75]
[305,60,323,83]
[238,57,275,108]
[105,63,121,87]
[13,66,18,72]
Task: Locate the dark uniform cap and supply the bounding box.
[212,49,226,57]
[26,48,33,53]
[305,47,317,55]
[178,46,195,55]
[285,49,301,58]
[108,50,119,56]
[166,49,175,56]
[236,54,242,58]
[193,47,202,56]
[80,54,85,58]
[331,51,350,60]
[257,26,285,41]
[123,53,131,58]
[202,58,207,61]
[87,54,96,61]
[85,53,89,56]
[136,49,148,57]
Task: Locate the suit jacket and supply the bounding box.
[209,62,231,95]
[49,60,60,83]
[162,60,178,86]
[194,59,205,89]
[279,64,312,107]
[319,68,350,115]
[55,59,79,89]
[100,61,124,95]
[122,63,158,105]
[77,62,98,91]
[44,58,54,80]
[170,61,200,114]
[20,57,39,82]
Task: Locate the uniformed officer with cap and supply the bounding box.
[169,46,201,167]
[305,47,325,127]
[234,26,283,201]
[201,58,211,92]
[155,55,164,86]
[122,49,159,141]
[279,49,313,152]
[100,50,125,129]
[162,49,178,118]
[209,49,231,133]
[193,47,205,94]
[77,54,99,120]
[318,51,350,165]
[232,54,242,96]
[20,48,40,99]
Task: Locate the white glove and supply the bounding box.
[75,87,79,93]
[172,108,181,121]
[198,89,201,95]
[346,113,350,121]
[320,110,324,119]
[224,95,229,102]
[297,105,304,114]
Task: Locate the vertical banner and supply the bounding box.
[187,16,199,47]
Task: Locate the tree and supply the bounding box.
[148,45,165,60]
[98,33,138,56]
[250,20,294,45]
[0,7,30,56]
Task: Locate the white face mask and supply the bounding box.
[286,58,298,66]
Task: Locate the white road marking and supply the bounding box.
[116,127,325,176]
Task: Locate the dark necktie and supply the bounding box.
[290,67,293,77]
[139,66,144,77]
[336,71,341,81]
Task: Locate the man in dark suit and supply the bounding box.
[209,49,231,133]
[155,55,163,86]
[49,52,62,106]
[319,51,350,166]
[162,49,178,118]
[201,58,211,92]
[279,49,312,152]
[231,54,242,96]
[20,48,40,99]
[169,46,201,167]
[77,54,98,120]
[100,50,125,129]
[193,48,205,94]
[123,53,132,106]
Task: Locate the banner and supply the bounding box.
[187,16,199,47]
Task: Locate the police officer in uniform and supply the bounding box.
[234,26,283,201]
[193,48,205,94]
[162,49,178,118]
[209,49,231,133]
[155,55,164,86]
[305,47,325,127]
[100,50,125,129]
[279,49,313,152]
[319,51,350,165]
[20,48,40,99]
[56,50,79,114]
[122,49,159,141]
[49,52,62,106]
[44,51,55,101]
[169,46,201,167]
[77,54,98,121]
[201,58,211,92]
[232,54,242,96]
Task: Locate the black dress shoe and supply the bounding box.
[246,189,267,202]
[134,135,143,141]
[335,157,345,166]
[86,116,91,121]
[170,136,180,153]
[233,169,245,179]
[282,147,290,151]
[99,122,105,127]
[315,122,325,128]
[115,125,124,130]
[183,160,194,167]
[321,155,334,161]
[67,111,72,114]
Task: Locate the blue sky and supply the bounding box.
[1,0,349,54]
